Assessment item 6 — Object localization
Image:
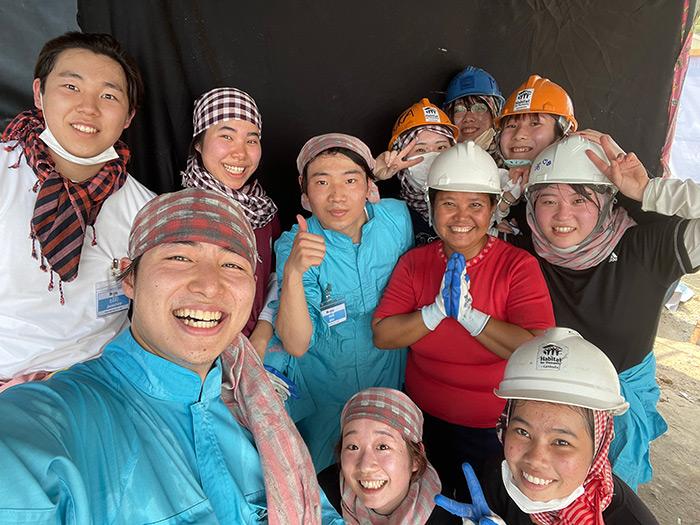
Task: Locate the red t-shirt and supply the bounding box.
[374,238,555,428]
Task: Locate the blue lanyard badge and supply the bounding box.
[319,283,347,327]
[95,259,131,317]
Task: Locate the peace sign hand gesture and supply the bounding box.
[434,463,506,525]
[373,138,423,180]
[584,134,650,202]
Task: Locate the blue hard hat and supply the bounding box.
[444,66,505,111]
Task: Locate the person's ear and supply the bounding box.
[120,257,135,299]
[123,110,136,130]
[32,79,43,110]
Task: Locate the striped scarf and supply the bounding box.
[498,403,616,525]
[526,188,636,270]
[220,334,322,525]
[181,154,277,229]
[393,125,456,222]
[2,109,129,301]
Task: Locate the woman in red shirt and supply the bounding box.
[372,141,555,497]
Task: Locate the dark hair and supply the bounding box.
[300,147,374,193]
[334,433,428,485]
[428,188,498,212]
[500,113,565,139]
[510,400,596,449]
[34,32,143,113]
[116,255,141,283]
[532,183,612,212]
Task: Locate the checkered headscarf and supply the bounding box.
[128,188,258,270]
[182,88,277,229]
[391,125,457,222]
[192,87,262,136]
[296,133,375,175]
[339,388,441,525]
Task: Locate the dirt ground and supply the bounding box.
[638,272,700,525]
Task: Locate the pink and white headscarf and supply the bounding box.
[339,388,441,525]
[181,87,278,229]
[526,186,636,270]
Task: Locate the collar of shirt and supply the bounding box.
[101,329,224,403]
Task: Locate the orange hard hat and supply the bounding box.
[388,98,459,149]
[496,75,578,133]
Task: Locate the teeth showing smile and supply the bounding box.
[522,471,554,486]
[553,226,575,233]
[511,146,532,153]
[173,308,223,328]
[72,124,98,134]
[450,226,474,233]
[359,480,387,490]
[223,164,245,175]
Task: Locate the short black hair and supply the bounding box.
[116,255,141,283]
[34,32,143,113]
[300,147,374,193]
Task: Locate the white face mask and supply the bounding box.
[38,93,120,166]
[501,460,585,514]
[405,151,441,188]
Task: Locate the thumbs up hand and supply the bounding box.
[284,214,326,278]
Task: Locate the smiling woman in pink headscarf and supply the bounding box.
[318,388,460,524]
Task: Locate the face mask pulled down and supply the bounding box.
[39,94,119,166]
[501,461,584,515]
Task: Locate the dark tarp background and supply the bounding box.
[2,1,696,226]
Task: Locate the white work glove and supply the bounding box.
[453,270,490,336]
[420,252,462,330]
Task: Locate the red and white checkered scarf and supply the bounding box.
[498,402,616,525]
[2,109,130,303]
[221,334,322,525]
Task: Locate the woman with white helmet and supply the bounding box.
[372,141,555,497]
[374,98,459,245]
[436,328,659,524]
[523,133,700,491]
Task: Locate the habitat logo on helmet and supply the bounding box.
[389,98,458,150]
[536,343,569,371]
[496,74,578,134]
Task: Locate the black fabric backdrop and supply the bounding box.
[14,1,693,225]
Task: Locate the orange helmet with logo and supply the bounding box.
[388,98,459,149]
[495,75,578,133]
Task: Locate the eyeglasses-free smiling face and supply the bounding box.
[33,48,134,166]
[122,241,255,380]
[196,119,262,190]
[499,113,558,162]
[303,152,370,243]
[504,400,594,502]
[533,184,601,249]
[405,129,452,158]
[341,418,418,516]
[432,190,495,259]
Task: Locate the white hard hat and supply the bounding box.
[427,141,503,194]
[495,327,629,415]
[525,135,617,195]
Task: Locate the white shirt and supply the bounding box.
[0,141,155,379]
